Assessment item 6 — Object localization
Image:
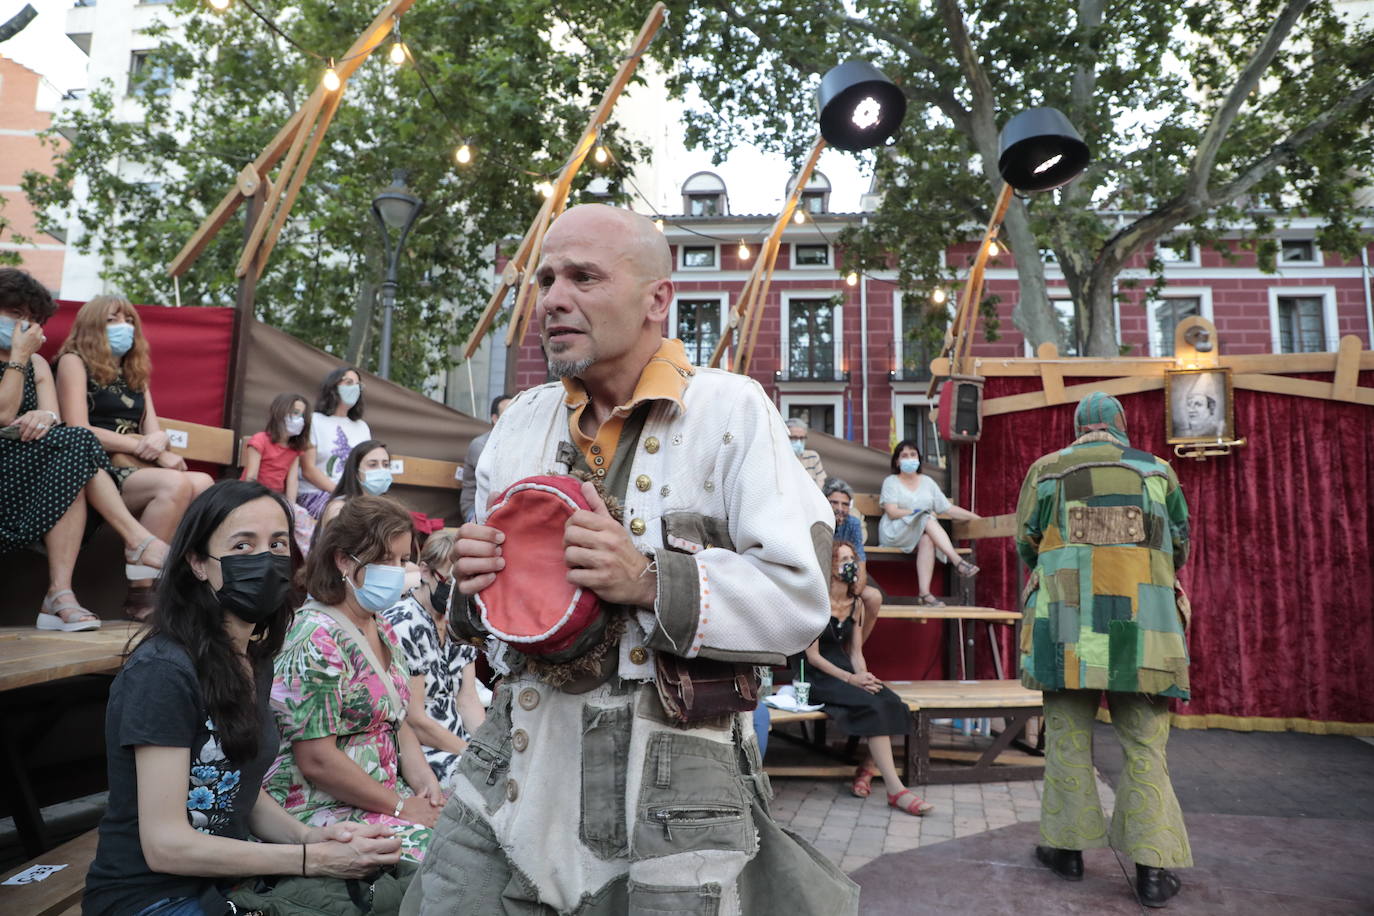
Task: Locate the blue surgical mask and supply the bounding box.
[899,458,921,474]
[790,439,805,455]
[107,323,135,357]
[345,556,406,613]
[0,316,16,350]
[362,468,393,495]
[338,383,362,406]
[285,415,305,436]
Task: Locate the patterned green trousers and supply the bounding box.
[1040,690,1192,868]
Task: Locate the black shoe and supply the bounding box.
[1136,865,1182,908]
[1034,845,1084,881]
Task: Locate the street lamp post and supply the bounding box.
[370,169,424,380]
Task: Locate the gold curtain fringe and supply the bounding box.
[1092,707,1374,737]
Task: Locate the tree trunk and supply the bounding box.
[1083,272,1118,357]
[1003,203,1058,350]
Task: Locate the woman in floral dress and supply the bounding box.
[264,495,444,862]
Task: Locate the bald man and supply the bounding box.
[406,206,857,916]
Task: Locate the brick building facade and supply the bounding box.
[0,56,66,292]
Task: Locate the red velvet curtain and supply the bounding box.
[961,372,1374,727]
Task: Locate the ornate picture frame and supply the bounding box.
[1165,367,1235,444]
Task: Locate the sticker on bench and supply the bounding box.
[4,863,69,885]
[390,459,404,474]
[166,429,189,449]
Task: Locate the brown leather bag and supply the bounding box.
[654,652,760,727]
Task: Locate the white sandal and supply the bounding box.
[124,535,168,580]
[37,590,102,632]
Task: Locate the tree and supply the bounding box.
[21,0,653,390]
[654,0,1374,357]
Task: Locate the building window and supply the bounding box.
[786,170,831,215]
[1275,295,1327,353]
[674,296,723,365]
[1153,297,1200,357]
[686,195,722,216]
[894,395,937,459]
[1051,298,1080,356]
[680,245,716,269]
[785,296,839,380]
[780,396,843,437]
[1157,241,1197,264]
[1280,239,1318,264]
[129,50,172,97]
[1040,247,1059,264]
[792,243,830,268]
[802,191,826,214]
[892,292,939,381]
[681,171,728,218]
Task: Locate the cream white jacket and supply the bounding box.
[474,366,833,679]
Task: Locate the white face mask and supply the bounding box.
[285,415,305,436]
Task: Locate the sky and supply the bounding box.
[0,1,870,212]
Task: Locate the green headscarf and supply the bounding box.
[1073,391,1130,445]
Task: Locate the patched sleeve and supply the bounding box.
[1164,463,1190,569]
[645,381,832,664]
[1015,460,1045,567]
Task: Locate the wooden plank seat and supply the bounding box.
[887,680,1044,785]
[0,828,99,916]
[878,605,1020,623]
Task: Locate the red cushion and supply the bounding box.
[474,475,602,656]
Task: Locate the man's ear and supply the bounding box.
[646,277,673,323]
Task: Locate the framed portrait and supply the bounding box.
[1165,367,1234,444]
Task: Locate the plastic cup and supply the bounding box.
[793,681,811,706]
[758,666,774,696]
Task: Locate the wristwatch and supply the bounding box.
[3,360,25,373]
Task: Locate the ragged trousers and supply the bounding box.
[1039,690,1192,868]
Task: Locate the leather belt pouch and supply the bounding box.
[654,652,760,727]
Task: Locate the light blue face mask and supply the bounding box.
[899,458,921,474]
[0,316,24,351]
[337,383,362,406]
[362,467,393,495]
[346,555,406,613]
[107,323,135,358]
[790,439,805,455]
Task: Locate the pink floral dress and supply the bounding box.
[263,605,431,860]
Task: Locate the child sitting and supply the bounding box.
[242,393,314,549]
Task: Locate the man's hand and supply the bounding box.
[565,481,655,608]
[451,522,505,596]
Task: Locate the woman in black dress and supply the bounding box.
[804,541,934,815]
[0,269,169,629]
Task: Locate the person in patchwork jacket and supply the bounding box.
[1016,391,1192,909]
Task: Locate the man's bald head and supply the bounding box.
[545,204,671,282]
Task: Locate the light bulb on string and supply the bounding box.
[931,287,948,305]
[322,61,341,92]
[389,41,408,65]
[846,271,858,287]
[536,180,554,198]
[454,144,472,165]
[654,218,665,232]
[987,240,1001,257]
[793,209,806,224]
[593,145,609,164]
[207,0,231,10]
[738,241,750,260]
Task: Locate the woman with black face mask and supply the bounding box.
[381,530,487,791]
[84,481,402,916]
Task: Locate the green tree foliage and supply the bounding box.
[654,0,1374,358]
[22,0,652,389]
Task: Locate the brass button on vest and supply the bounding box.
[629,646,649,665]
[644,437,660,454]
[511,729,529,752]
[629,518,646,536]
[635,475,651,492]
[517,688,540,711]
[594,456,604,465]
[506,779,519,802]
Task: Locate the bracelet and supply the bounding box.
[638,555,658,579]
[3,360,25,373]
[301,843,307,877]
[393,796,406,817]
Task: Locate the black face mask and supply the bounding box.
[430,579,453,616]
[211,552,292,624]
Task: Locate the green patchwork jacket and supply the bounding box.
[1015,432,1191,699]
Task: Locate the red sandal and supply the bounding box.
[851,762,880,798]
[888,789,934,816]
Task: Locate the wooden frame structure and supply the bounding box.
[707,135,828,375]
[460,3,667,361]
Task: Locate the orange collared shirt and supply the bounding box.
[562,338,693,472]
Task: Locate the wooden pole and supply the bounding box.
[461,2,667,360]
[942,181,1015,379]
[707,134,827,372]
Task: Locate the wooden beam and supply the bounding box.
[952,512,1017,540]
[463,196,556,359]
[982,375,1165,417]
[1036,341,1065,404]
[235,90,325,277]
[930,348,1374,378]
[253,89,345,272]
[1332,334,1363,402]
[1232,371,1374,407]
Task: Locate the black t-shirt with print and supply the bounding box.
[84,634,278,916]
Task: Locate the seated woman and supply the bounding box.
[297,367,372,519]
[878,439,980,607]
[382,531,485,790]
[55,295,213,619]
[0,269,169,630]
[804,541,933,816]
[83,480,401,916]
[318,439,392,532]
[265,495,443,862]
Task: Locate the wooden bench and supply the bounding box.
[889,680,1044,784]
[0,827,98,916]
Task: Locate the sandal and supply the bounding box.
[917,593,946,608]
[851,762,880,798]
[955,560,980,579]
[37,590,102,632]
[125,535,170,579]
[888,789,934,816]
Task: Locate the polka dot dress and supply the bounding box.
[0,360,114,554]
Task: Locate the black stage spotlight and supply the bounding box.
[817,60,907,152]
[997,107,1090,192]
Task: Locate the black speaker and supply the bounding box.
[937,375,985,442]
